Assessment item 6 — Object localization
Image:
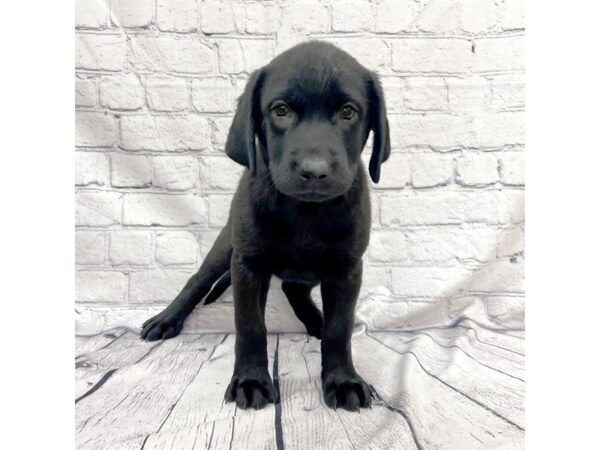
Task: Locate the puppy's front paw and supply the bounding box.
[322,370,372,411]
[224,369,276,410]
[140,310,184,341]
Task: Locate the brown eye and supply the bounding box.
[272,103,291,117]
[341,105,356,120]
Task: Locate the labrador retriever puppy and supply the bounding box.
[141,41,391,411]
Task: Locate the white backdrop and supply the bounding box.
[75,0,524,333]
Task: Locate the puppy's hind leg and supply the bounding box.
[282,281,323,339]
[140,221,233,341]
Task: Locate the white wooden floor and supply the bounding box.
[75,320,524,450]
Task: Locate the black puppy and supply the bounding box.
[141,41,390,412]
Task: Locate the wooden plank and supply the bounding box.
[372,332,524,429]
[278,333,419,450]
[353,332,524,450]
[75,328,128,356]
[75,330,162,399]
[394,327,525,380]
[505,330,525,340]
[76,333,225,450]
[458,320,525,355]
[141,334,278,450]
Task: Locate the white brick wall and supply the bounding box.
[75,0,524,333]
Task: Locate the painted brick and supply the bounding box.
[456,153,499,186]
[212,116,233,149]
[75,152,110,186]
[199,156,244,191]
[408,227,498,263]
[191,77,236,112]
[497,226,524,257]
[469,258,524,292]
[157,0,199,32]
[472,111,524,148]
[361,265,389,292]
[123,194,207,226]
[198,230,221,258]
[245,3,281,34]
[415,0,460,33]
[207,194,232,227]
[129,36,214,74]
[75,111,117,147]
[75,34,126,71]
[460,0,498,33]
[279,2,329,34]
[499,0,525,30]
[490,74,525,109]
[111,0,153,28]
[120,115,211,151]
[392,38,472,73]
[217,39,275,74]
[403,77,448,111]
[75,77,97,107]
[473,36,524,72]
[447,76,491,111]
[379,77,404,112]
[76,0,108,28]
[145,76,190,112]
[368,230,408,263]
[200,0,241,34]
[99,74,145,110]
[111,153,152,188]
[331,0,372,32]
[391,266,472,298]
[380,192,464,226]
[129,269,195,303]
[110,230,153,265]
[499,152,525,185]
[389,114,473,150]
[152,155,199,191]
[155,231,199,265]
[76,231,106,265]
[76,271,128,303]
[75,192,122,226]
[324,38,390,72]
[374,0,415,33]
[372,154,410,189]
[410,154,454,187]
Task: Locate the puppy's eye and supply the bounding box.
[340,105,357,120]
[272,103,291,117]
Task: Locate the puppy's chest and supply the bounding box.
[262,214,355,266]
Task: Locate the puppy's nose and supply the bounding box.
[299,158,329,181]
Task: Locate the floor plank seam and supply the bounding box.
[273,333,285,450]
[143,334,229,447]
[369,385,424,450]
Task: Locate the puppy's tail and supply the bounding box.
[203,270,231,305]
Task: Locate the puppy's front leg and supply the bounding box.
[320,262,372,411]
[224,252,275,410]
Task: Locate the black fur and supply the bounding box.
[140,41,391,412]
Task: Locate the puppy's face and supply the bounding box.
[225,42,391,202]
[259,60,371,202]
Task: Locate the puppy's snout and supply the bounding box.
[299,158,329,181]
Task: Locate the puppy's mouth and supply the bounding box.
[293,191,335,202]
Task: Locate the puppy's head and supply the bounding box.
[225,41,391,202]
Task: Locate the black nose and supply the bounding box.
[299,158,329,181]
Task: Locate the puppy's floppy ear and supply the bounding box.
[225,70,264,174]
[366,72,391,183]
